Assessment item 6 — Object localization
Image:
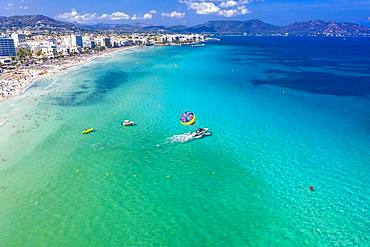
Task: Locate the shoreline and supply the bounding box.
[0,46,140,102]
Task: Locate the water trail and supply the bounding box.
[168,132,196,143]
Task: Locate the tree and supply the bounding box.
[36,50,43,57]
[16,48,32,63]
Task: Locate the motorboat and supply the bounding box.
[121,120,135,127]
[191,44,205,47]
[81,128,94,134]
[205,37,221,42]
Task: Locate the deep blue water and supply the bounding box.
[216,36,370,96]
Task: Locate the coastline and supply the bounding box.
[0,46,140,102]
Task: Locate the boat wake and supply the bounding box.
[169,132,196,143]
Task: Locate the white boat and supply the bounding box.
[193,128,211,139]
[205,37,221,42]
[191,43,205,47]
[121,120,135,126]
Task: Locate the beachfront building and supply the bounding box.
[56,47,70,56]
[32,41,58,58]
[71,35,83,48]
[62,36,72,48]
[11,33,27,47]
[100,37,111,48]
[90,40,97,49]
[81,35,97,49]
[0,37,16,57]
[42,44,58,58]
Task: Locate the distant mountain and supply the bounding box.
[1,15,369,37]
[0,15,76,29]
[185,20,279,34]
[167,25,188,32]
[280,20,370,36]
[183,19,370,36]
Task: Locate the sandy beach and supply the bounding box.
[0,46,138,101]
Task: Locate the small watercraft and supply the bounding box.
[191,44,205,47]
[81,128,94,134]
[121,120,135,127]
[205,37,221,42]
[193,128,211,139]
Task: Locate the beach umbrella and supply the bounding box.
[180,111,196,126]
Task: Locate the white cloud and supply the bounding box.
[143,10,157,20]
[4,3,14,10]
[110,11,130,20]
[237,5,249,14]
[57,9,131,23]
[186,1,220,15]
[220,1,238,8]
[99,13,108,19]
[57,9,96,23]
[239,0,253,4]
[5,1,30,10]
[218,5,249,16]
[161,11,186,19]
[218,9,237,17]
[143,13,153,19]
[180,0,252,17]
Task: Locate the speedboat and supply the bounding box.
[193,128,211,139]
[205,37,221,42]
[121,120,135,126]
[81,128,94,134]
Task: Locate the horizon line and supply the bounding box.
[1,14,370,27]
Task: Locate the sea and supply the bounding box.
[0,36,369,246]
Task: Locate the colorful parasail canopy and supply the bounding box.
[180,111,196,126]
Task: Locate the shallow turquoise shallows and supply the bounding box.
[0,38,369,246]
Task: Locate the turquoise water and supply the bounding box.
[0,38,369,246]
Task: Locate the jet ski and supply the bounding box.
[193,128,211,139]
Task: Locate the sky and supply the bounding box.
[0,0,369,26]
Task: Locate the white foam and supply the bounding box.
[169,132,195,143]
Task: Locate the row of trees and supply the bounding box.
[12,46,108,64]
[16,48,33,63]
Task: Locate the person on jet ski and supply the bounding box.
[195,128,206,135]
[196,128,206,134]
